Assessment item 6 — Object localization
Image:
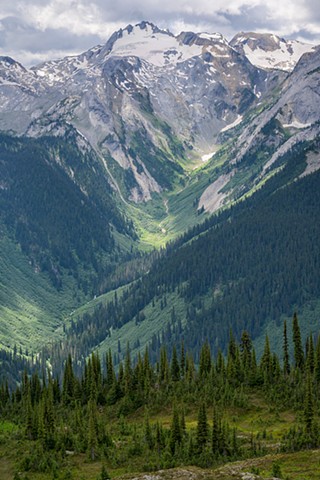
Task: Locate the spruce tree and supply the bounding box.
[199,342,211,379]
[169,404,182,454]
[170,346,181,382]
[106,349,116,389]
[304,373,314,434]
[212,407,220,455]
[87,398,98,461]
[314,336,320,384]
[260,335,272,382]
[283,320,290,376]
[144,413,154,450]
[196,402,208,453]
[180,340,186,377]
[293,312,304,370]
[240,330,252,371]
[306,334,315,374]
[62,354,75,405]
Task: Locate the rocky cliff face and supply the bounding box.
[198,45,320,213]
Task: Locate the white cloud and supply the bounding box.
[0,0,320,66]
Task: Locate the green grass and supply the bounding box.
[95,291,187,361]
[1,393,319,480]
[0,236,83,352]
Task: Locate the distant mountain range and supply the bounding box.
[0,21,320,370]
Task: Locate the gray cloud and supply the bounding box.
[0,0,320,66]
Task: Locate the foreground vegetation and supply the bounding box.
[0,314,320,479]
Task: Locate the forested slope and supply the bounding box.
[55,141,320,370]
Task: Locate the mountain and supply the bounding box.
[0,22,285,206]
[231,32,316,71]
[0,131,137,353]
[0,21,320,367]
[198,44,320,213]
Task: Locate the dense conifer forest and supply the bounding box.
[1,315,320,479]
[0,133,135,290]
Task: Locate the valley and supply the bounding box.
[0,19,320,479]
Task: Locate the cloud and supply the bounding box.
[0,0,320,66]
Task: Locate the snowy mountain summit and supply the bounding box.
[97,21,231,67]
[0,21,319,204]
[231,32,316,71]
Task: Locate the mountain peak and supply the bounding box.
[231,32,316,71]
[0,56,27,71]
[124,21,174,37]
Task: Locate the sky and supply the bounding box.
[1,0,320,67]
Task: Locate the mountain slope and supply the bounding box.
[0,132,137,351]
[197,44,320,214]
[50,148,320,370]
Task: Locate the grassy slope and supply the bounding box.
[0,235,82,352]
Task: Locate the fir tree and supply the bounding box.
[199,342,211,379]
[169,404,182,454]
[170,346,180,382]
[180,340,186,377]
[196,402,208,453]
[87,398,98,461]
[283,320,290,376]
[306,334,315,374]
[240,330,252,371]
[304,373,314,434]
[315,336,320,384]
[293,313,304,370]
[62,354,75,405]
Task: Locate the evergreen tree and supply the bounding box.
[196,402,208,453]
[87,398,98,461]
[180,340,186,377]
[169,404,181,454]
[304,373,314,434]
[293,313,304,370]
[283,320,290,376]
[62,354,75,405]
[315,336,320,384]
[159,347,169,384]
[260,335,272,382]
[106,349,116,389]
[212,407,220,456]
[98,465,111,480]
[199,342,211,379]
[306,334,315,374]
[240,330,252,371]
[170,346,180,382]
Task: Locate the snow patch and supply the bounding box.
[282,120,312,129]
[221,115,243,132]
[243,40,315,71]
[201,151,216,162]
